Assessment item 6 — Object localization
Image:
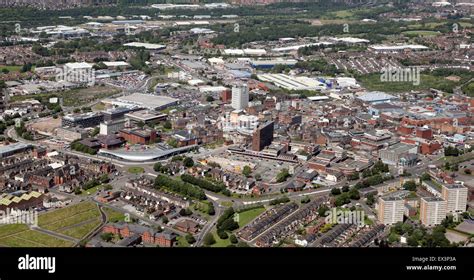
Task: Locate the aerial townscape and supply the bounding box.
[0,0,473,251]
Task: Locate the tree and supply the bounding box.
[185,234,196,244]
[242,165,252,177]
[99,174,109,184]
[163,121,172,130]
[402,181,417,192]
[388,233,400,244]
[341,185,350,193]
[254,173,262,181]
[301,196,310,204]
[229,234,238,244]
[219,218,239,231]
[421,173,431,181]
[366,193,375,206]
[348,188,360,200]
[183,157,194,168]
[162,216,169,224]
[153,162,163,172]
[203,233,216,246]
[331,188,341,196]
[100,232,113,242]
[348,172,360,181]
[217,229,228,239]
[206,95,215,102]
[276,168,290,182]
[318,205,329,217]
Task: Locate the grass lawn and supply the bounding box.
[176,236,190,247]
[14,230,73,247]
[128,167,145,174]
[0,225,73,247]
[38,201,97,227]
[10,86,120,107]
[80,185,104,196]
[42,209,100,231]
[58,219,101,239]
[402,30,440,36]
[358,73,464,93]
[103,207,127,223]
[0,224,29,238]
[210,231,232,247]
[237,207,265,228]
[0,65,22,72]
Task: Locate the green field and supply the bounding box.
[38,201,97,226]
[237,207,265,228]
[0,65,22,72]
[128,167,145,174]
[38,201,102,240]
[103,207,127,223]
[176,236,190,247]
[210,231,232,248]
[358,73,465,93]
[402,30,440,36]
[0,225,73,247]
[58,220,101,239]
[10,85,120,107]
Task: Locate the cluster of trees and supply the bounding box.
[295,60,341,76]
[269,196,290,206]
[14,121,33,141]
[388,221,454,247]
[216,207,239,240]
[71,141,97,155]
[347,172,360,181]
[242,165,252,177]
[444,146,460,157]
[362,161,389,178]
[276,168,290,183]
[402,181,417,192]
[154,174,206,200]
[331,186,360,207]
[180,174,230,196]
[129,49,151,74]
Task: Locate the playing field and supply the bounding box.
[38,201,102,240]
[0,224,73,247]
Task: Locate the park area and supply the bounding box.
[0,224,73,247]
[10,85,120,107]
[38,201,102,240]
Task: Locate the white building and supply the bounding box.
[377,196,405,225]
[100,119,126,136]
[420,197,447,227]
[441,184,468,213]
[231,85,249,111]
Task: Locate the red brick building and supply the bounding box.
[119,129,157,145]
[102,223,176,247]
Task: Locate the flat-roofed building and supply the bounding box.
[125,110,168,125]
[103,93,178,111]
[441,184,468,213]
[420,197,447,227]
[377,196,405,225]
[119,128,157,145]
[62,112,104,128]
[100,119,126,136]
[252,121,274,152]
[0,143,32,159]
